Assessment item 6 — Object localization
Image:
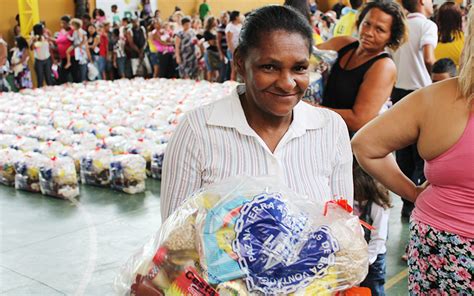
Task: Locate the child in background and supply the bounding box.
[353,162,391,296]
[112,28,126,79]
[65,18,88,69]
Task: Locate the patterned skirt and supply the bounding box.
[408,219,473,295]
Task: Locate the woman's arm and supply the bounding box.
[226,31,234,53]
[316,35,355,51]
[216,31,224,60]
[175,36,182,64]
[351,92,426,202]
[160,115,203,222]
[328,58,397,132]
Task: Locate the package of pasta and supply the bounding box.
[110,154,146,194]
[303,47,338,105]
[0,148,23,186]
[39,156,79,199]
[114,176,369,296]
[80,148,113,187]
[14,152,48,192]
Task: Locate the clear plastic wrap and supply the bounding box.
[14,152,48,192]
[115,176,368,296]
[303,47,338,105]
[0,148,23,186]
[39,156,79,199]
[150,144,167,180]
[80,148,113,186]
[110,154,147,194]
[126,139,154,176]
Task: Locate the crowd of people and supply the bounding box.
[0,1,472,295]
[0,0,470,92]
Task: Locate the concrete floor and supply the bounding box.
[0,181,410,295]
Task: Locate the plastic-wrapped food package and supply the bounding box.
[126,139,154,175]
[38,141,65,158]
[80,148,113,186]
[14,152,48,192]
[150,144,166,180]
[303,47,338,105]
[110,154,146,194]
[10,136,39,152]
[0,148,23,186]
[39,156,79,199]
[0,134,17,149]
[115,176,368,296]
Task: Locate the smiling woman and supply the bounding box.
[160,5,354,221]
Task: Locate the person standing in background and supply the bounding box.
[199,0,211,22]
[11,36,32,90]
[30,23,54,87]
[225,11,242,81]
[434,2,465,68]
[55,15,81,84]
[216,11,229,82]
[333,0,364,37]
[391,0,437,218]
[0,34,11,92]
[110,5,121,28]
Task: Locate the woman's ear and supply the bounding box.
[233,48,245,80]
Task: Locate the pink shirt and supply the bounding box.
[56,29,73,59]
[413,112,474,238]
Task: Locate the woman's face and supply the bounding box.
[238,30,310,118]
[88,25,96,35]
[358,8,393,52]
[60,20,69,30]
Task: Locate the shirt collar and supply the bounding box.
[407,12,427,20]
[207,85,326,138]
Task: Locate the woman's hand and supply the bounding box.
[412,181,430,202]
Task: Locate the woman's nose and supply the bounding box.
[276,70,297,92]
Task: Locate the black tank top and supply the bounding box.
[322,41,390,109]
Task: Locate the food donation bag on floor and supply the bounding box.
[115,176,368,295]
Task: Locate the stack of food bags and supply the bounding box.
[115,176,368,295]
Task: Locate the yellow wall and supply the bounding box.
[157,0,282,20]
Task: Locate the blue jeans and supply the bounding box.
[34,57,53,87]
[116,57,126,77]
[360,253,386,296]
[97,56,107,79]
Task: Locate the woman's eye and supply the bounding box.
[294,66,308,73]
[261,65,276,71]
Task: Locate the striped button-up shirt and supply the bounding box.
[160,86,353,221]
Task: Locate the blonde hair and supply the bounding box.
[70,18,83,29]
[458,6,474,101]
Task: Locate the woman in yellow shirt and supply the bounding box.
[434,2,465,67]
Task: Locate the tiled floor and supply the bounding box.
[0,181,410,295]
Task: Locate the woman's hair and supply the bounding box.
[284,0,312,23]
[70,18,83,29]
[33,23,44,36]
[229,11,240,22]
[353,162,392,210]
[205,16,216,31]
[15,36,28,50]
[458,6,474,101]
[235,5,313,58]
[436,2,463,43]
[61,15,71,24]
[357,0,408,51]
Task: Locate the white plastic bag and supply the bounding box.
[39,156,79,199]
[110,154,147,194]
